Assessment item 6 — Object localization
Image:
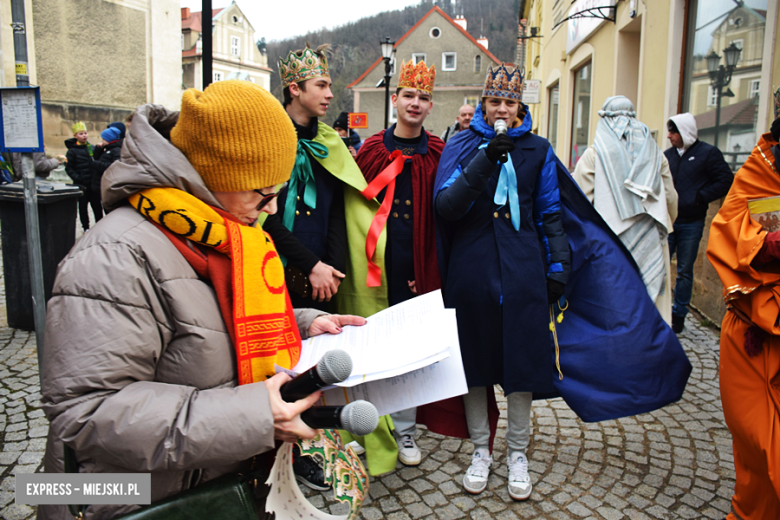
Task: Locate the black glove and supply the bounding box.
[771,117,780,142]
[485,133,516,164]
[547,279,565,304]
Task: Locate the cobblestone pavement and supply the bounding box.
[304,314,734,520]
[0,226,733,520]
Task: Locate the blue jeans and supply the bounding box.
[668,219,705,318]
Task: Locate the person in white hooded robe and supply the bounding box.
[573,96,678,324]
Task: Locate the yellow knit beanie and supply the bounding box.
[171,80,297,192]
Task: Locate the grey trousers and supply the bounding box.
[463,387,532,454]
[391,407,417,437]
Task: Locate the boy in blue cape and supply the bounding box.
[434,65,691,501]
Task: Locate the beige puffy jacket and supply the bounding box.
[40,104,324,520]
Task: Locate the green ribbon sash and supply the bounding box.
[282,139,328,233]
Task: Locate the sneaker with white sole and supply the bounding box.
[507,451,532,500]
[463,448,492,494]
[397,434,422,466]
[347,440,365,456]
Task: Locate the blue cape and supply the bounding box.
[434,108,691,422]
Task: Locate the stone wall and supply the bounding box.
[42,103,133,156]
[32,0,147,109]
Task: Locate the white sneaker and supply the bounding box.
[507,451,532,500]
[397,434,422,466]
[463,448,492,494]
[347,440,365,456]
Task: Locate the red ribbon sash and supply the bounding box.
[360,150,407,287]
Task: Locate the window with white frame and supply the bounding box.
[464,96,479,107]
[749,79,760,98]
[389,104,397,124]
[182,34,185,50]
[707,85,717,107]
[231,36,240,57]
[412,53,426,65]
[213,71,223,82]
[442,52,457,71]
[474,55,481,73]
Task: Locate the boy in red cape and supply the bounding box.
[355,59,498,468]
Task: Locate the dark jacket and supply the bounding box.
[265,117,347,312]
[64,139,94,187]
[349,129,362,152]
[664,140,733,224]
[91,139,123,192]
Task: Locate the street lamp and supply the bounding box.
[706,42,741,150]
[380,36,395,129]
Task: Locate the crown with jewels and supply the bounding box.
[278,44,330,88]
[482,64,524,101]
[396,60,436,94]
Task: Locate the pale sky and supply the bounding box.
[179,0,423,42]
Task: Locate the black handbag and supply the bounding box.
[64,445,266,520]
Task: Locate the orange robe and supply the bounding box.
[707,132,780,519]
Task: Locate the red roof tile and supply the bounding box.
[182,8,224,32]
[348,6,502,89]
[694,97,757,130]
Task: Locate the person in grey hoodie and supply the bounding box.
[39,81,365,520]
[664,113,733,333]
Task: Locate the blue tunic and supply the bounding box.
[275,118,346,311]
[375,127,427,306]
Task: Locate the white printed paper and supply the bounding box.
[2,90,39,149]
[293,290,448,382]
[320,310,468,416]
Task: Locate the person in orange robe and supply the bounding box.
[707,119,780,520]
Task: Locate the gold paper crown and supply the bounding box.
[396,60,436,94]
[278,44,330,88]
[482,64,524,101]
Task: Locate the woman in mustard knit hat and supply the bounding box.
[38,80,366,520]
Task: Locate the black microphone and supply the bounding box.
[301,401,379,436]
[280,349,353,402]
[494,119,508,163]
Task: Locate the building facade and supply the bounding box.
[181,2,272,92]
[32,0,182,155]
[523,0,780,323]
[348,7,502,138]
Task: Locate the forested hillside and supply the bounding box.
[262,0,521,121]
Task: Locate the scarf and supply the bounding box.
[356,126,444,294]
[592,96,668,301]
[129,187,301,384]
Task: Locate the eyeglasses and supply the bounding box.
[254,182,287,211]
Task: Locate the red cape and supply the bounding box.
[356,129,443,294]
[356,128,499,449]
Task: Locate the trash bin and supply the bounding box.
[0,181,83,331]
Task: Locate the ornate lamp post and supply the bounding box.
[706,42,741,150]
[380,37,395,129]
